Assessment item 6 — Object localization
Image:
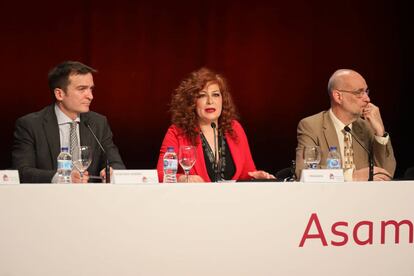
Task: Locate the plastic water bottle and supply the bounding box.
[163,146,178,183]
[326,146,342,169]
[57,147,72,183]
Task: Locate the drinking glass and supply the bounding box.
[303,146,321,169]
[72,146,92,180]
[179,145,197,182]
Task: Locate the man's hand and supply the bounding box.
[71,170,89,183]
[353,166,392,181]
[363,103,385,136]
[100,167,113,183]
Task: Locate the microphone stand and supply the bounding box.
[344,126,374,181]
[105,157,111,183]
[85,122,111,183]
[368,151,374,182]
[211,122,219,182]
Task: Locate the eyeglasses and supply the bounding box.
[336,88,370,98]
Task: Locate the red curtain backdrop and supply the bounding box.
[1,1,412,177]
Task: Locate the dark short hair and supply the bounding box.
[48,61,97,99]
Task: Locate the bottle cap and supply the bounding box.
[61,147,69,152]
[329,146,337,151]
[167,146,175,152]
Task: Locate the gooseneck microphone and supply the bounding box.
[84,121,111,183]
[211,122,219,182]
[344,126,374,181]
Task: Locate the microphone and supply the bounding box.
[211,122,219,182]
[343,126,374,181]
[84,121,111,183]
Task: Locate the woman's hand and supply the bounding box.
[248,170,276,180]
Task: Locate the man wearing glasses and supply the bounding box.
[295,69,396,181]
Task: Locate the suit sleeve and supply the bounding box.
[12,118,55,183]
[295,118,319,179]
[233,121,256,180]
[156,126,185,182]
[356,119,396,177]
[101,117,126,170]
[372,136,396,177]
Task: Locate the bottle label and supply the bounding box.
[58,160,73,170]
[327,158,341,169]
[164,159,178,170]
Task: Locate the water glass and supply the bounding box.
[303,146,321,169]
[72,146,92,179]
[179,145,196,182]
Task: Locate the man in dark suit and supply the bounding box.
[295,69,396,181]
[12,61,125,183]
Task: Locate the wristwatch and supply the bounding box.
[382,132,389,138]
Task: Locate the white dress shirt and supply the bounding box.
[54,104,80,151]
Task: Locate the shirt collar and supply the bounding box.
[329,108,352,133]
[54,104,80,125]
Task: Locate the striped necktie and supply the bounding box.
[70,121,78,156]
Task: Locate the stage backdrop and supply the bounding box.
[0,1,412,178]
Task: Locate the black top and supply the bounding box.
[200,133,235,181]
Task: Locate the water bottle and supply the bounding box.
[57,147,72,183]
[326,146,342,169]
[163,146,178,183]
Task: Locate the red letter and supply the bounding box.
[381,220,414,244]
[353,221,373,245]
[299,213,328,247]
[331,221,348,246]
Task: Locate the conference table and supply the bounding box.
[0,181,413,276]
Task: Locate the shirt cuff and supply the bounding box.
[374,134,389,145]
[344,168,354,182]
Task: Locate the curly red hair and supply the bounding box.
[170,67,238,145]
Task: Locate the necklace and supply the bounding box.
[200,131,227,180]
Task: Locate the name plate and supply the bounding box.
[112,170,159,184]
[0,170,20,184]
[300,169,344,183]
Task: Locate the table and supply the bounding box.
[1,182,413,276]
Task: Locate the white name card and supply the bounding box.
[0,170,20,184]
[112,170,159,184]
[300,169,344,183]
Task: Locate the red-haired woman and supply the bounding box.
[157,68,274,182]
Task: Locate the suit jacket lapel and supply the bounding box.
[225,133,242,180]
[43,105,60,169]
[79,113,98,162]
[193,135,211,182]
[351,120,370,164]
[322,111,340,150]
[79,113,101,174]
[79,113,94,148]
